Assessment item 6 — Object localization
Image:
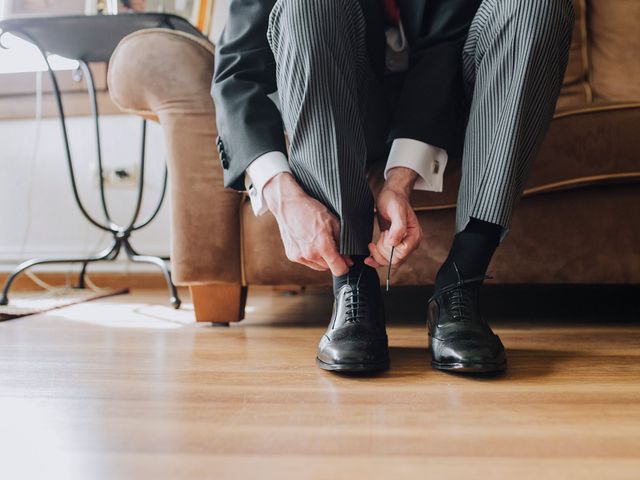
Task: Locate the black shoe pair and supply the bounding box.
[316,264,506,373]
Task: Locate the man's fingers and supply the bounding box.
[303,262,328,272]
[368,242,389,266]
[305,255,331,271]
[324,254,349,276]
[296,258,328,272]
[342,255,354,267]
[364,256,382,269]
[287,248,329,271]
[384,226,422,266]
[403,226,423,253]
[319,237,349,276]
[375,231,393,261]
[387,242,410,267]
[385,203,407,248]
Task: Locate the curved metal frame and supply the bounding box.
[0,30,180,309]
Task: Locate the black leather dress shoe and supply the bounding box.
[316,267,389,373]
[427,266,506,373]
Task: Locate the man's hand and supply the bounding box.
[365,167,423,269]
[264,172,352,276]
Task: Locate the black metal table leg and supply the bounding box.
[75,262,89,289]
[123,239,181,309]
[0,242,120,306]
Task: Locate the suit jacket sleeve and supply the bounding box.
[389,0,482,158]
[212,0,287,191]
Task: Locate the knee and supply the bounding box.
[518,0,575,41]
[269,0,359,46]
[274,0,346,20]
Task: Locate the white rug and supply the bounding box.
[0,288,129,321]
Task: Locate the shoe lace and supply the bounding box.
[345,288,369,323]
[344,267,369,324]
[447,285,475,322]
[429,263,492,323]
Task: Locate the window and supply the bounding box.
[0,33,79,74]
[0,5,117,120]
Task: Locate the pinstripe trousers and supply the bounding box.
[267,0,574,255]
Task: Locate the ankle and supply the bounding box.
[333,257,378,294]
[433,218,501,296]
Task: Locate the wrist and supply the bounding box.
[385,167,418,198]
[263,172,303,213]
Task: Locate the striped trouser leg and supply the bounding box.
[267,0,376,255]
[457,0,575,233]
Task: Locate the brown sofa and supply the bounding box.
[107,0,640,324]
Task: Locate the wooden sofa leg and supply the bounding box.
[189,284,248,326]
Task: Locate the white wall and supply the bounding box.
[0,114,171,273]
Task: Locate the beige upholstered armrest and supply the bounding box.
[108,29,243,286]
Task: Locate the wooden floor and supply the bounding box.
[0,286,639,480]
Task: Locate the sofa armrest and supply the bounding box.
[108,29,243,286]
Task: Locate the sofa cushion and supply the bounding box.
[241,183,640,285]
[556,0,590,110]
[589,0,640,101]
[399,104,640,211]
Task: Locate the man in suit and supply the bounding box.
[213,0,574,373]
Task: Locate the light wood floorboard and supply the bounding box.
[0,286,639,480]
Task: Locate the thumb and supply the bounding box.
[385,203,407,248]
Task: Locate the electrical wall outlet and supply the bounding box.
[90,164,140,188]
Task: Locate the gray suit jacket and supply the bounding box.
[212,0,481,190]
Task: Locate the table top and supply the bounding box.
[0,13,206,63]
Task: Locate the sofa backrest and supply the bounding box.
[558,0,640,110]
[558,0,590,109]
[589,0,640,102]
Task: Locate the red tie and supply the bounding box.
[383,0,401,26]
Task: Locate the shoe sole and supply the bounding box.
[431,360,507,373]
[316,357,390,373]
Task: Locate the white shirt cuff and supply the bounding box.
[245,151,291,216]
[384,138,448,192]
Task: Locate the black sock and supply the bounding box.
[433,218,501,296]
[333,255,378,295]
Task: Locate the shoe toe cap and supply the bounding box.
[318,337,388,366]
[432,335,506,365]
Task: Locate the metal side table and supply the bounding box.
[0,14,205,309]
